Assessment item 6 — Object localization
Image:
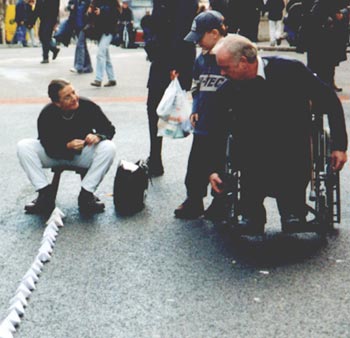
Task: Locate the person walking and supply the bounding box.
[264,0,286,46]
[12,0,29,47]
[68,0,94,74]
[25,0,38,47]
[89,0,121,87]
[144,0,198,177]
[31,0,61,63]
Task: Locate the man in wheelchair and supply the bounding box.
[209,34,348,235]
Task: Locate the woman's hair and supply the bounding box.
[48,79,71,102]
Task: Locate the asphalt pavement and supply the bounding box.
[0,42,350,338]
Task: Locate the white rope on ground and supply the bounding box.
[0,207,65,338]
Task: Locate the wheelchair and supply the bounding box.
[220,111,341,235]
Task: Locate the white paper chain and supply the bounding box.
[0,208,65,338]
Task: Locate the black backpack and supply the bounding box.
[113,160,149,216]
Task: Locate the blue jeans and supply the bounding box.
[74,30,93,73]
[95,33,115,82]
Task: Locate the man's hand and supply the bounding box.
[67,139,85,151]
[331,150,347,171]
[209,173,224,194]
[170,70,179,80]
[85,133,101,146]
[190,113,199,127]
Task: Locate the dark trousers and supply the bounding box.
[307,51,335,86]
[185,134,211,199]
[240,163,310,223]
[146,82,169,165]
[39,21,57,60]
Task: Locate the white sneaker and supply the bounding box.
[70,68,77,73]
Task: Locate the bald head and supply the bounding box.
[214,34,259,80]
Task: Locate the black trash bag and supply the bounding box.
[113,160,149,216]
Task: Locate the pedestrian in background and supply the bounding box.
[118,0,135,47]
[31,0,60,63]
[12,0,29,47]
[140,9,152,47]
[89,0,121,87]
[301,0,349,92]
[68,0,94,74]
[25,0,38,47]
[264,0,285,46]
[144,0,198,177]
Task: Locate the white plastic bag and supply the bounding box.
[156,78,192,139]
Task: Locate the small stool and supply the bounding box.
[51,166,88,200]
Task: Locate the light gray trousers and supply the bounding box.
[17,139,116,193]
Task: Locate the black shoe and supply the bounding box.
[237,217,265,235]
[40,59,49,64]
[146,157,164,177]
[52,48,60,60]
[281,214,305,233]
[78,188,105,214]
[204,197,226,221]
[174,198,204,219]
[90,80,102,87]
[104,80,117,87]
[25,185,55,215]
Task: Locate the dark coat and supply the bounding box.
[15,0,27,25]
[32,0,60,25]
[68,0,91,32]
[227,0,265,40]
[265,0,285,21]
[146,0,198,91]
[302,0,349,64]
[87,0,119,39]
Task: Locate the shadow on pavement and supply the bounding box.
[212,223,339,269]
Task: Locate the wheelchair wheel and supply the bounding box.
[310,120,340,232]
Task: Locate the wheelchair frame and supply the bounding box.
[221,112,341,235]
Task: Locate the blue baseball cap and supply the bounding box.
[184,10,224,43]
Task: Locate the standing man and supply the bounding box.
[209,34,347,234]
[144,0,198,177]
[89,0,121,87]
[301,0,349,91]
[264,0,286,46]
[31,0,61,63]
[119,0,135,48]
[17,79,116,214]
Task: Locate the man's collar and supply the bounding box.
[257,56,266,79]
